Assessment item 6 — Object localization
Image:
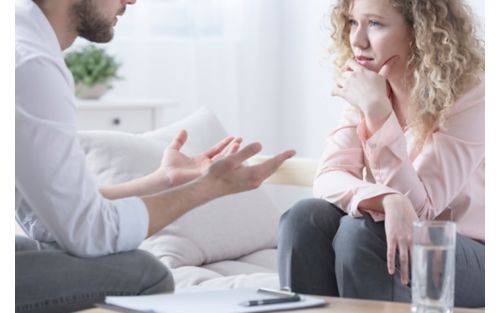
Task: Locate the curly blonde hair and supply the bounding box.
[330,0,484,142]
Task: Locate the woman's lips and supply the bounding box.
[356,56,374,66]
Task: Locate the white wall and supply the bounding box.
[88,0,484,160]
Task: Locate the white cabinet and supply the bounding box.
[75,99,176,133]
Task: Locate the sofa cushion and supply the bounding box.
[78,107,281,268]
[172,268,279,290]
[170,249,280,290]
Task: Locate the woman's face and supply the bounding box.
[348,0,412,79]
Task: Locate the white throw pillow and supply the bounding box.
[78,107,281,268]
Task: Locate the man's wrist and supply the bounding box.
[193,175,223,202]
[150,169,171,191]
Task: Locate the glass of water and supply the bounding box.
[412,221,456,313]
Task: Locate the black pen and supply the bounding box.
[240,295,301,307]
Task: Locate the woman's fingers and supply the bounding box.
[341,70,353,79]
[331,81,345,97]
[387,235,412,285]
[346,59,364,72]
[398,243,410,285]
[387,240,396,275]
[331,87,339,97]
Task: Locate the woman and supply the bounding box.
[278,0,484,307]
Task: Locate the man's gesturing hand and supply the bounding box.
[205,142,296,197]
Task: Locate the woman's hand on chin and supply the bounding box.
[332,57,399,134]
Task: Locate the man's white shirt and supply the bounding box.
[15,0,149,257]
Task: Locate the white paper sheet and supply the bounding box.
[105,288,327,313]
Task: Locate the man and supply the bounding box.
[15,0,295,312]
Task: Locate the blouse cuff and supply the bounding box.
[349,185,400,222]
[357,112,403,153]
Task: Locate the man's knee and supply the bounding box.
[130,250,175,294]
[16,235,39,252]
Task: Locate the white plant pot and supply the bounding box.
[76,81,112,99]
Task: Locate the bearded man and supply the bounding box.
[15,1,294,312]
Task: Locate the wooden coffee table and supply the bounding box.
[78,296,484,313]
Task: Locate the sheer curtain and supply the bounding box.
[99,0,246,135]
[73,0,484,158]
[103,0,337,156]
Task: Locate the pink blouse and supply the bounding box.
[313,78,485,242]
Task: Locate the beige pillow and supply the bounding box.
[78,107,280,268]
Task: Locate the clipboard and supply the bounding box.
[103,288,327,313]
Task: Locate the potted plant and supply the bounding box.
[64,45,121,99]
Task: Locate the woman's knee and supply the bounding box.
[334,216,385,265]
[280,199,343,232]
[279,198,346,253]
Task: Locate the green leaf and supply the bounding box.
[64,44,121,86]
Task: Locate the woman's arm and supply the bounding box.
[313,108,399,219]
[358,81,484,219]
[314,107,417,286]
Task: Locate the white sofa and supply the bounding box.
[17,107,318,291]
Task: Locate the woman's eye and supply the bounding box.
[369,20,381,27]
[348,19,358,27]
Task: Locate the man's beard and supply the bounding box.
[72,0,115,43]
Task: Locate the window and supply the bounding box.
[115,0,241,40]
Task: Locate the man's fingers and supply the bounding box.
[205,136,235,158]
[213,137,242,158]
[228,142,263,164]
[215,137,241,160]
[378,55,400,78]
[247,150,296,181]
[168,129,188,151]
[267,150,296,170]
[223,137,242,156]
[228,141,241,154]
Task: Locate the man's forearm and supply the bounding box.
[141,175,218,237]
[99,170,168,200]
